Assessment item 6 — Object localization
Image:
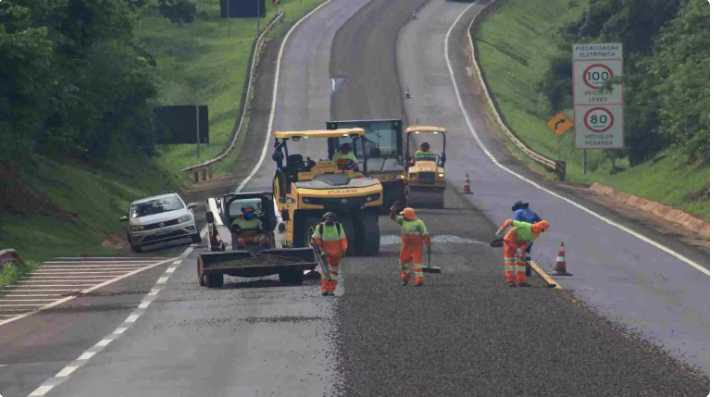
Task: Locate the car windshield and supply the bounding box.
[130,196,184,218]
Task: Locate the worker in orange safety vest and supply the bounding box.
[390,202,431,287]
[312,212,348,296]
[495,219,550,287]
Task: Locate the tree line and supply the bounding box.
[0,0,202,165]
[540,0,709,165]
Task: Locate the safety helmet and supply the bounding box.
[399,207,417,221]
[511,200,529,212]
[532,220,549,236]
[322,212,337,222]
[420,142,430,151]
[241,204,255,214]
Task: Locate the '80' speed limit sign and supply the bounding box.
[574,105,623,149]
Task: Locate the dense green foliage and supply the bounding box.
[539,0,709,164]
[0,0,158,163]
[158,0,197,24]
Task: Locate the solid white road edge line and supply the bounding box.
[27,1,338,394]
[25,233,199,397]
[443,2,708,276]
[235,0,338,194]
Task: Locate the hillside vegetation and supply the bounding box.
[473,0,709,220]
[0,0,323,270]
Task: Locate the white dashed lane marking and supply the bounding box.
[0,257,175,325]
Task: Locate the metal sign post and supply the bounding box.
[196,105,200,158]
[257,0,260,36]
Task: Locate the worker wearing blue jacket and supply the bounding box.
[512,201,541,277]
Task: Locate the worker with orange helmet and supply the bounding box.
[495,218,550,287]
[389,202,431,287]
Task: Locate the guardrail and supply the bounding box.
[182,12,286,183]
[466,0,566,181]
[0,248,23,272]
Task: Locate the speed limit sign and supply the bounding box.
[574,105,623,148]
[573,60,623,105]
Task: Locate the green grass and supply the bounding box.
[474,0,710,221]
[0,151,185,262]
[0,0,327,266]
[0,260,40,290]
[141,0,326,172]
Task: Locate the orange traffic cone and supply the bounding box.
[463,174,473,194]
[548,241,572,276]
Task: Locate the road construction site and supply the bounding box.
[0,0,709,396]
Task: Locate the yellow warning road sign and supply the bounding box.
[546,112,573,136]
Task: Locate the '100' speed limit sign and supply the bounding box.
[574,105,623,149]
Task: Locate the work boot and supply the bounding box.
[322,291,329,296]
[401,279,409,286]
[507,282,516,288]
[518,282,531,287]
[414,282,424,287]
[327,291,335,296]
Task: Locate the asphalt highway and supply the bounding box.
[0,0,708,396]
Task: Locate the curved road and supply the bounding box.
[0,0,707,396]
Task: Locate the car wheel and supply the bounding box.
[192,233,202,244]
[130,242,142,253]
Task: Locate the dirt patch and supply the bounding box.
[558,184,709,253]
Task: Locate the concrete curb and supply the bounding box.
[589,183,710,239]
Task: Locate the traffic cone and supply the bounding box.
[463,174,473,194]
[405,88,411,99]
[547,241,572,276]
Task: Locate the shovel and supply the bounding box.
[422,243,441,274]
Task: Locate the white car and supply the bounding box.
[121,193,201,253]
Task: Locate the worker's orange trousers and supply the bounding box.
[237,232,268,248]
[321,256,341,293]
[399,246,424,286]
[503,239,528,284]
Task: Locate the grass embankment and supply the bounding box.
[473,0,709,221]
[0,152,184,264]
[0,260,41,293]
[0,0,326,282]
[141,0,326,173]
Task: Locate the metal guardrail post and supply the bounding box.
[180,12,286,182]
[467,0,562,180]
[555,161,566,181]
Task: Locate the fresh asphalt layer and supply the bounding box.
[0,0,708,396]
[397,0,709,372]
[330,0,708,395]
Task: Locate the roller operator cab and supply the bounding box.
[271,128,383,256]
[326,119,407,213]
[404,125,448,209]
